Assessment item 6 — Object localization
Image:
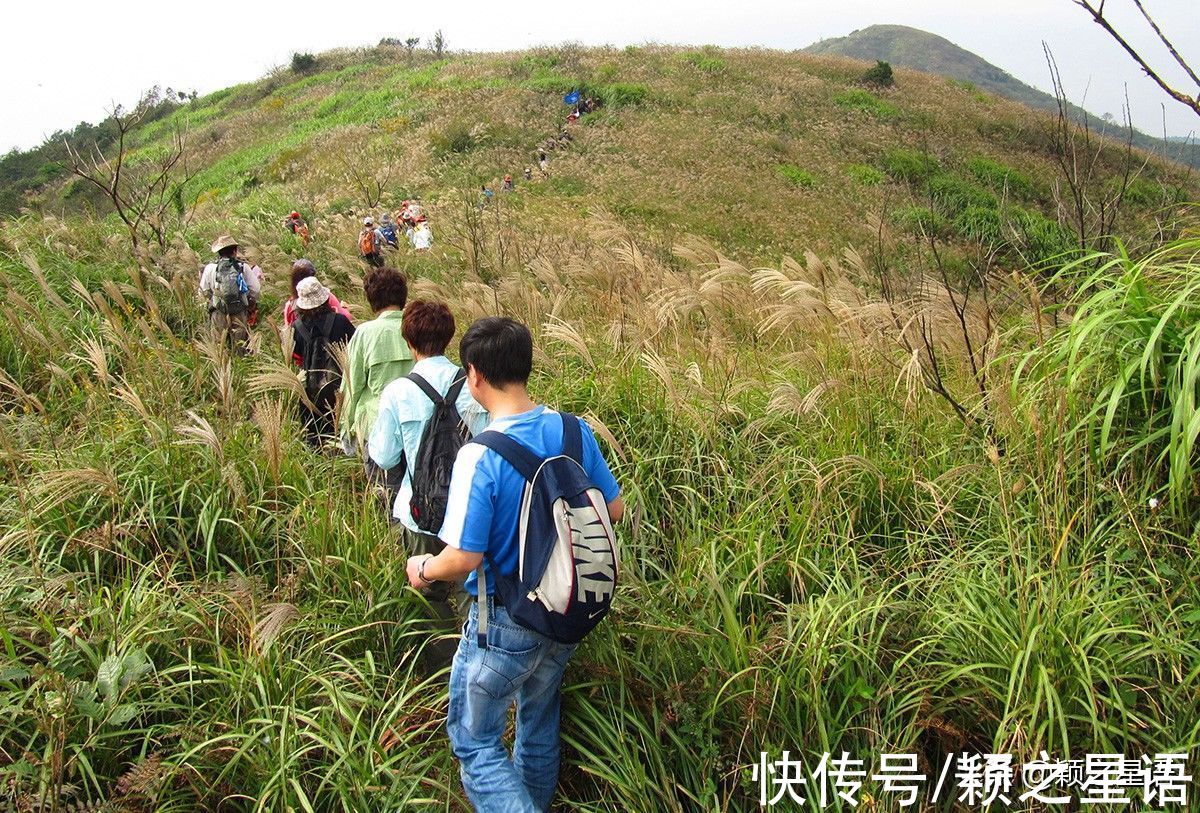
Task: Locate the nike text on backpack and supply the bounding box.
[293,313,342,412]
[213,257,249,315]
[406,370,469,534]
[359,229,376,257]
[471,412,619,648]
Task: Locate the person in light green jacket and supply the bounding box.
[339,267,414,458]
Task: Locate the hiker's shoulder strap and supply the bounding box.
[446,368,467,403]
[405,371,443,404]
[472,430,542,482]
[293,318,314,344]
[319,312,337,338]
[560,411,583,464]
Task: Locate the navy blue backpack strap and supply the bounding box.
[472,430,542,482]
[405,371,443,403]
[560,411,583,464]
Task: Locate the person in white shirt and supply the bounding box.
[409,220,433,250]
[199,235,264,351]
[370,299,488,664]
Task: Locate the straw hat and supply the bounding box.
[211,234,239,253]
[295,276,331,310]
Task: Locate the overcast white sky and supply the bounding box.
[2,0,1197,153]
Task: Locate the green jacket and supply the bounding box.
[339,310,414,444]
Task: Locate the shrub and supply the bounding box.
[430,120,480,157]
[1023,235,1200,513]
[600,83,650,109]
[926,173,997,215]
[847,164,885,186]
[881,149,940,184]
[1010,207,1075,265]
[892,205,948,237]
[952,205,1005,246]
[776,164,817,189]
[681,51,727,74]
[834,89,899,120]
[862,61,894,87]
[964,157,1038,200]
[523,73,577,95]
[291,52,318,74]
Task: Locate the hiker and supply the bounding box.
[538,150,549,177]
[583,96,595,114]
[409,219,432,251]
[359,217,385,268]
[199,235,262,352]
[557,128,572,146]
[369,300,489,660]
[502,174,513,192]
[339,267,414,502]
[284,259,353,363]
[405,316,623,811]
[480,185,494,207]
[523,167,533,182]
[291,276,355,447]
[285,211,310,247]
[379,212,400,249]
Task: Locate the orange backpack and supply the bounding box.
[359,228,376,256]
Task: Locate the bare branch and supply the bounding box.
[1074,0,1200,117]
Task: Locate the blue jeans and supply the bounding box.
[447,598,576,812]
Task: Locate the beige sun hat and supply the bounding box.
[295,276,332,310]
[211,234,239,253]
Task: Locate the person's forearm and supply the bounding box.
[423,547,483,582]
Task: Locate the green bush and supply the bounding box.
[522,73,577,95]
[892,205,948,237]
[862,60,894,87]
[881,148,940,184]
[1121,175,1182,208]
[430,120,480,157]
[926,173,997,214]
[834,89,899,120]
[964,156,1039,200]
[681,51,727,74]
[847,164,885,186]
[291,52,318,74]
[1010,206,1075,265]
[776,164,817,189]
[1022,235,1200,512]
[600,83,650,109]
[952,205,1005,245]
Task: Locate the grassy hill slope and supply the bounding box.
[805,23,1200,169]
[2,42,1200,812]
[22,42,1194,271]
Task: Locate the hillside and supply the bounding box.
[8,42,1194,269]
[2,43,1200,811]
[805,24,1200,168]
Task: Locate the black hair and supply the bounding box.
[459,317,533,387]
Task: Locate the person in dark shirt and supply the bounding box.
[292,276,356,447]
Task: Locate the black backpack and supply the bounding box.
[294,313,342,411]
[213,257,248,315]
[407,370,469,534]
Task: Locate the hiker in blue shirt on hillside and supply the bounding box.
[369,300,488,661]
[405,317,623,812]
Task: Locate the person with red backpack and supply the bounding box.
[359,217,385,267]
[405,317,623,811]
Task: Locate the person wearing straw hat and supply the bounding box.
[292,276,355,447]
[199,235,263,352]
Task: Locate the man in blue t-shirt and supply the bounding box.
[406,317,623,812]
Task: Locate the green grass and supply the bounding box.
[776,163,817,188]
[834,88,900,120]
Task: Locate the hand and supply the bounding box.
[406,554,431,591]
